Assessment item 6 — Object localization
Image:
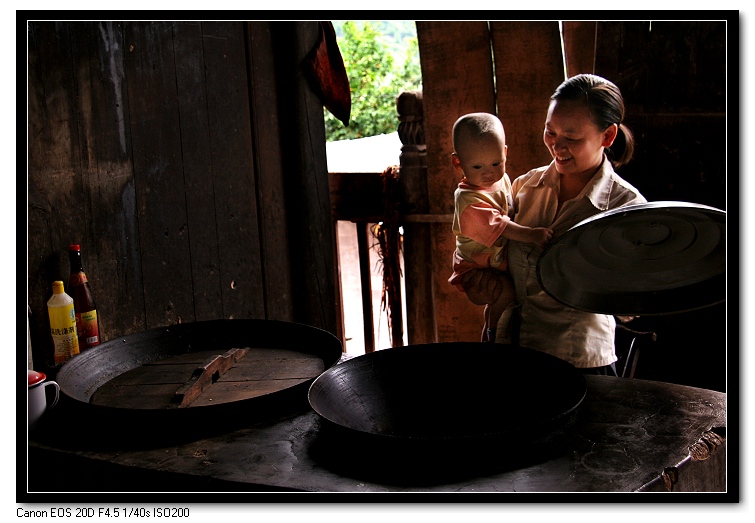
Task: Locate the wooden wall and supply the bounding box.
[416,21,566,343]
[591,21,728,392]
[27,21,341,372]
[416,20,728,391]
[416,22,496,343]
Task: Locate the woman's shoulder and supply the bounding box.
[609,169,647,204]
[517,164,550,179]
[511,164,553,190]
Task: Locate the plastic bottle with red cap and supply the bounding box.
[68,244,100,350]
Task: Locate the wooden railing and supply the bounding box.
[329,90,439,351]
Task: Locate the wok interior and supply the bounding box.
[309,343,586,440]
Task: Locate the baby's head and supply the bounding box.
[452,113,507,188]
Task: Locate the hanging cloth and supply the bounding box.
[302,21,352,126]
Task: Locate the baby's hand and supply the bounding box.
[529,227,553,249]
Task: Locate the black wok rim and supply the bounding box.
[308,342,587,444]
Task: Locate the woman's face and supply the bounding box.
[543,99,617,179]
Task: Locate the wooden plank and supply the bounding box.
[140,347,318,365]
[95,364,197,387]
[123,21,194,328]
[91,373,320,409]
[562,21,597,77]
[417,21,496,216]
[397,91,435,345]
[224,355,324,380]
[189,379,311,406]
[90,383,182,409]
[276,22,339,334]
[28,21,150,366]
[594,22,726,212]
[593,21,651,107]
[401,222,437,345]
[332,220,347,351]
[142,351,216,366]
[591,21,727,394]
[27,22,94,367]
[72,22,147,341]
[88,347,324,409]
[416,21,496,342]
[356,223,375,353]
[172,348,250,407]
[490,21,564,179]
[27,21,151,366]
[247,21,295,322]
[201,21,265,320]
[171,21,224,321]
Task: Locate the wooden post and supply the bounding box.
[271,22,341,336]
[397,90,436,345]
[357,223,376,353]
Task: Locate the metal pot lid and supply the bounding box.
[537,201,726,315]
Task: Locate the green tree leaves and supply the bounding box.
[325,21,422,142]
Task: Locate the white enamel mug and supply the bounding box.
[28,370,59,429]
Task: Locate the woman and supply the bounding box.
[497,74,646,375]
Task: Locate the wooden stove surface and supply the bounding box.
[29,376,727,494]
[89,347,325,409]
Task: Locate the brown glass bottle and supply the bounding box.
[68,244,100,350]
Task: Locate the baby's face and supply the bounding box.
[454,133,507,188]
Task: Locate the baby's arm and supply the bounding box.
[500,220,553,249]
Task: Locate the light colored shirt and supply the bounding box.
[498,157,646,368]
[451,176,514,272]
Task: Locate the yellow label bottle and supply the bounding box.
[47,280,80,365]
[68,244,100,349]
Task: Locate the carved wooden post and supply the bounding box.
[397,91,437,344]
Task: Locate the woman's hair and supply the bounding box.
[551,74,635,168]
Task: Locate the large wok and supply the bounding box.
[307,343,586,480]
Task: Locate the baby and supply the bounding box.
[448,113,553,342]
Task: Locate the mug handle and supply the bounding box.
[44,381,60,410]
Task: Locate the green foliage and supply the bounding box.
[325,21,422,142]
